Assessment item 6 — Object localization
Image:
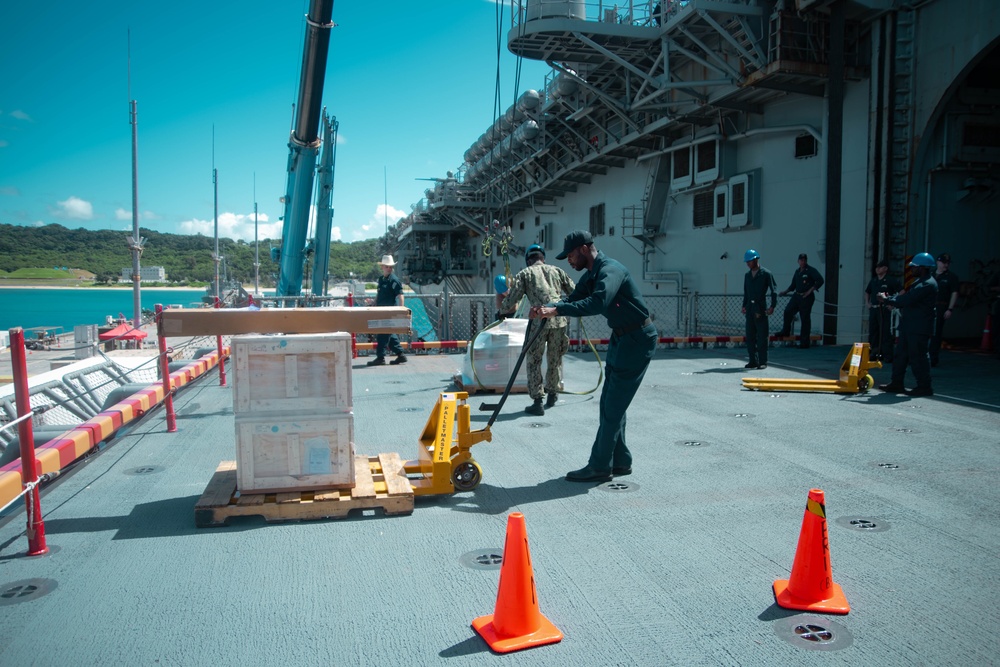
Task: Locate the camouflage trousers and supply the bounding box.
[526,323,569,400]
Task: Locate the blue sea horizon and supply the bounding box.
[0,287,206,335]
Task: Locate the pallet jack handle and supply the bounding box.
[480,317,547,429]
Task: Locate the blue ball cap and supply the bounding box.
[493,274,508,294]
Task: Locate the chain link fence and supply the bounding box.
[341,290,867,352]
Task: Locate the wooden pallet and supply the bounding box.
[194,453,414,527]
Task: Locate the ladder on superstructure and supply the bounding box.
[888,7,916,268]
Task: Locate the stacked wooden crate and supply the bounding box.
[232,333,355,493]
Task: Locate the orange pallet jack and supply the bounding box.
[741,342,882,394]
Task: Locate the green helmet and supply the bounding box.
[525,244,545,263]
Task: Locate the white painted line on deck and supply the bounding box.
[931,394,1000,410]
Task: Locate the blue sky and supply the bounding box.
[0,1,551,245]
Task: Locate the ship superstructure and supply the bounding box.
[390,0,1000,345]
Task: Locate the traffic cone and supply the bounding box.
[472,512,563,653]
[981,314,993,351]
[772,488,851,614]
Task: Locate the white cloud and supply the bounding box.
[348,204,405,241]
[9,110,32,121]
[178,211,281,242]
[0,186,18,196]
[55,196,94,220]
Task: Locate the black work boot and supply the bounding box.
[545,393,558,409]
[367,357,386,366]
[389,354,407,365]
[525,398,544,416]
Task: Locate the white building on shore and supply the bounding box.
[120,266,167,283]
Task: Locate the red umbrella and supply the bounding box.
[98,322,149,341]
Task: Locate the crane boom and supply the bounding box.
[276,0,334,298]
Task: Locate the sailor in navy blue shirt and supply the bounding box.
[368,254,407,366]
[531,230,657,483]
[777,253,824,348]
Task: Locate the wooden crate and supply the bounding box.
[195,455,414,527]
[236,413,355,493]
[232,333,352,414]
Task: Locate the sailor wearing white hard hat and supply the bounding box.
[369,254,407,366]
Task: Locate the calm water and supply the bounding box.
[0,288,206,335]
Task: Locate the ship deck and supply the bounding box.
[1,343,998,665]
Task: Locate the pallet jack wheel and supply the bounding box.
[452,460,483,492]
[858,374,874,392]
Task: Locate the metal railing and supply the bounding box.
[341,291,842,351]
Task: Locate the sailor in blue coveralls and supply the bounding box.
[741,249,777,369]
[368,254,407,366]
[531,230,657,483]
[877,252,938,397]
[777,253,824,348]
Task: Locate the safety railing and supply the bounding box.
[340,291,841,351]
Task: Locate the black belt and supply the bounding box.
[613,318,652,337]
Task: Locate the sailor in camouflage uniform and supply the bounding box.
[498,244,575,415]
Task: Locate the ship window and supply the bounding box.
[535,216,541,227]
[519,221,524,230]
[731,181,746,216]
[672,147,691,185]
[795,134,818,159]
[589,203,606,236]
[696,141,716,172]
[962,123,1000,147]
[693,191,714,228]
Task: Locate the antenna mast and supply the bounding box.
[127,29,145,331]
[212,126,221,303]
[254,173,259,297]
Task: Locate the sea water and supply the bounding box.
[0,288,205,335]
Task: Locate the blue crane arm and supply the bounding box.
[276,0,334,298]
[311,113,338,295]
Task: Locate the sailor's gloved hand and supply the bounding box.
[494,310,506,322]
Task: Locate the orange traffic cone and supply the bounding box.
[773,488,850,614]
[472,512,563,653]
[981,314,993,351]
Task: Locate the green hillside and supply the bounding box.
[0,224,382,285]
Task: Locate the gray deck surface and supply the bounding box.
[1,344,998,666]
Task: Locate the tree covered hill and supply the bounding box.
[0,224,383,284]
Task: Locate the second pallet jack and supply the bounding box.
[741,342,883,394]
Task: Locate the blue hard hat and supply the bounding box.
[493,274,508,294]
[525,244,545,263]
[909,252,935,268]
[744,249,760,262]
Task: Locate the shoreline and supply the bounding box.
[0,285,210,291]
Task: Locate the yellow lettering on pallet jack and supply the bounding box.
[436,400,454,464]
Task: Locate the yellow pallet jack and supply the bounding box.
[741,342,883,394]
[402,391,492,496]
[401,319,545,496]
